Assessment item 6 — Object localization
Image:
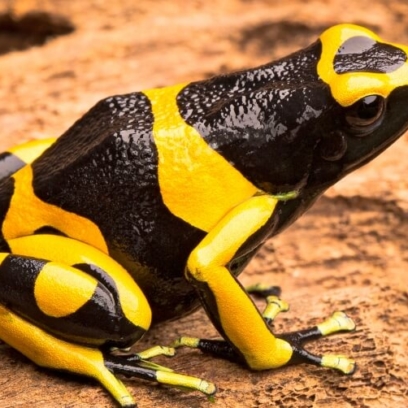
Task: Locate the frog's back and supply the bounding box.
[10,91,207,321]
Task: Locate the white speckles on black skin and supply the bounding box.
[179,41,323,123]
[178,41,334,192]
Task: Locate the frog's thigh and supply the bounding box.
[2,235,151,346]
[187,195,293,370]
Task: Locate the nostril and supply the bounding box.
[319,130,347,161]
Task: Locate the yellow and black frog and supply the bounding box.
[0,24,407,407]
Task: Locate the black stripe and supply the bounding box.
[0,254,46,314]
[73,262,146,347]
[73,262,120,305]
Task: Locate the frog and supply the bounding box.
[1,23,408,407]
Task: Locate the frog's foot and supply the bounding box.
[278,311,356,374]
[110,345,177,373]
[246,283,282,298]
[254,294,290,325]
[172,311,356,375]
[246,284,289,325]
[103,348,217,397]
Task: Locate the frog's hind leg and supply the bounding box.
[0,138,56,180]
[0,304,138,407]
[0,303,215,407]
[0,237,216,405]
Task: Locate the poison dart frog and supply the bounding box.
[0,23,407,407]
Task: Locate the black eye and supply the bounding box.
[345,95,385,135]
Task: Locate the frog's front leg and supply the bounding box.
[178,194,356,374]
[0,235,216,406]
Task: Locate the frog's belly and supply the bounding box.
[109,239,257,323]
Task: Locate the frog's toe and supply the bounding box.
[319,311,356,335]
[171,336,200,349]
[321,354,356,374]
[135,345,176,359]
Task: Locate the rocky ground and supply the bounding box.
[0,0,407,407]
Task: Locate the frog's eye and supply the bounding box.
[345,95,386,136]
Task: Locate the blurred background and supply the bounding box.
[0,1,407,407]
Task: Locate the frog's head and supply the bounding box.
[307,24,408,191]
[207,24,408,203]
[264,24,408,229]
